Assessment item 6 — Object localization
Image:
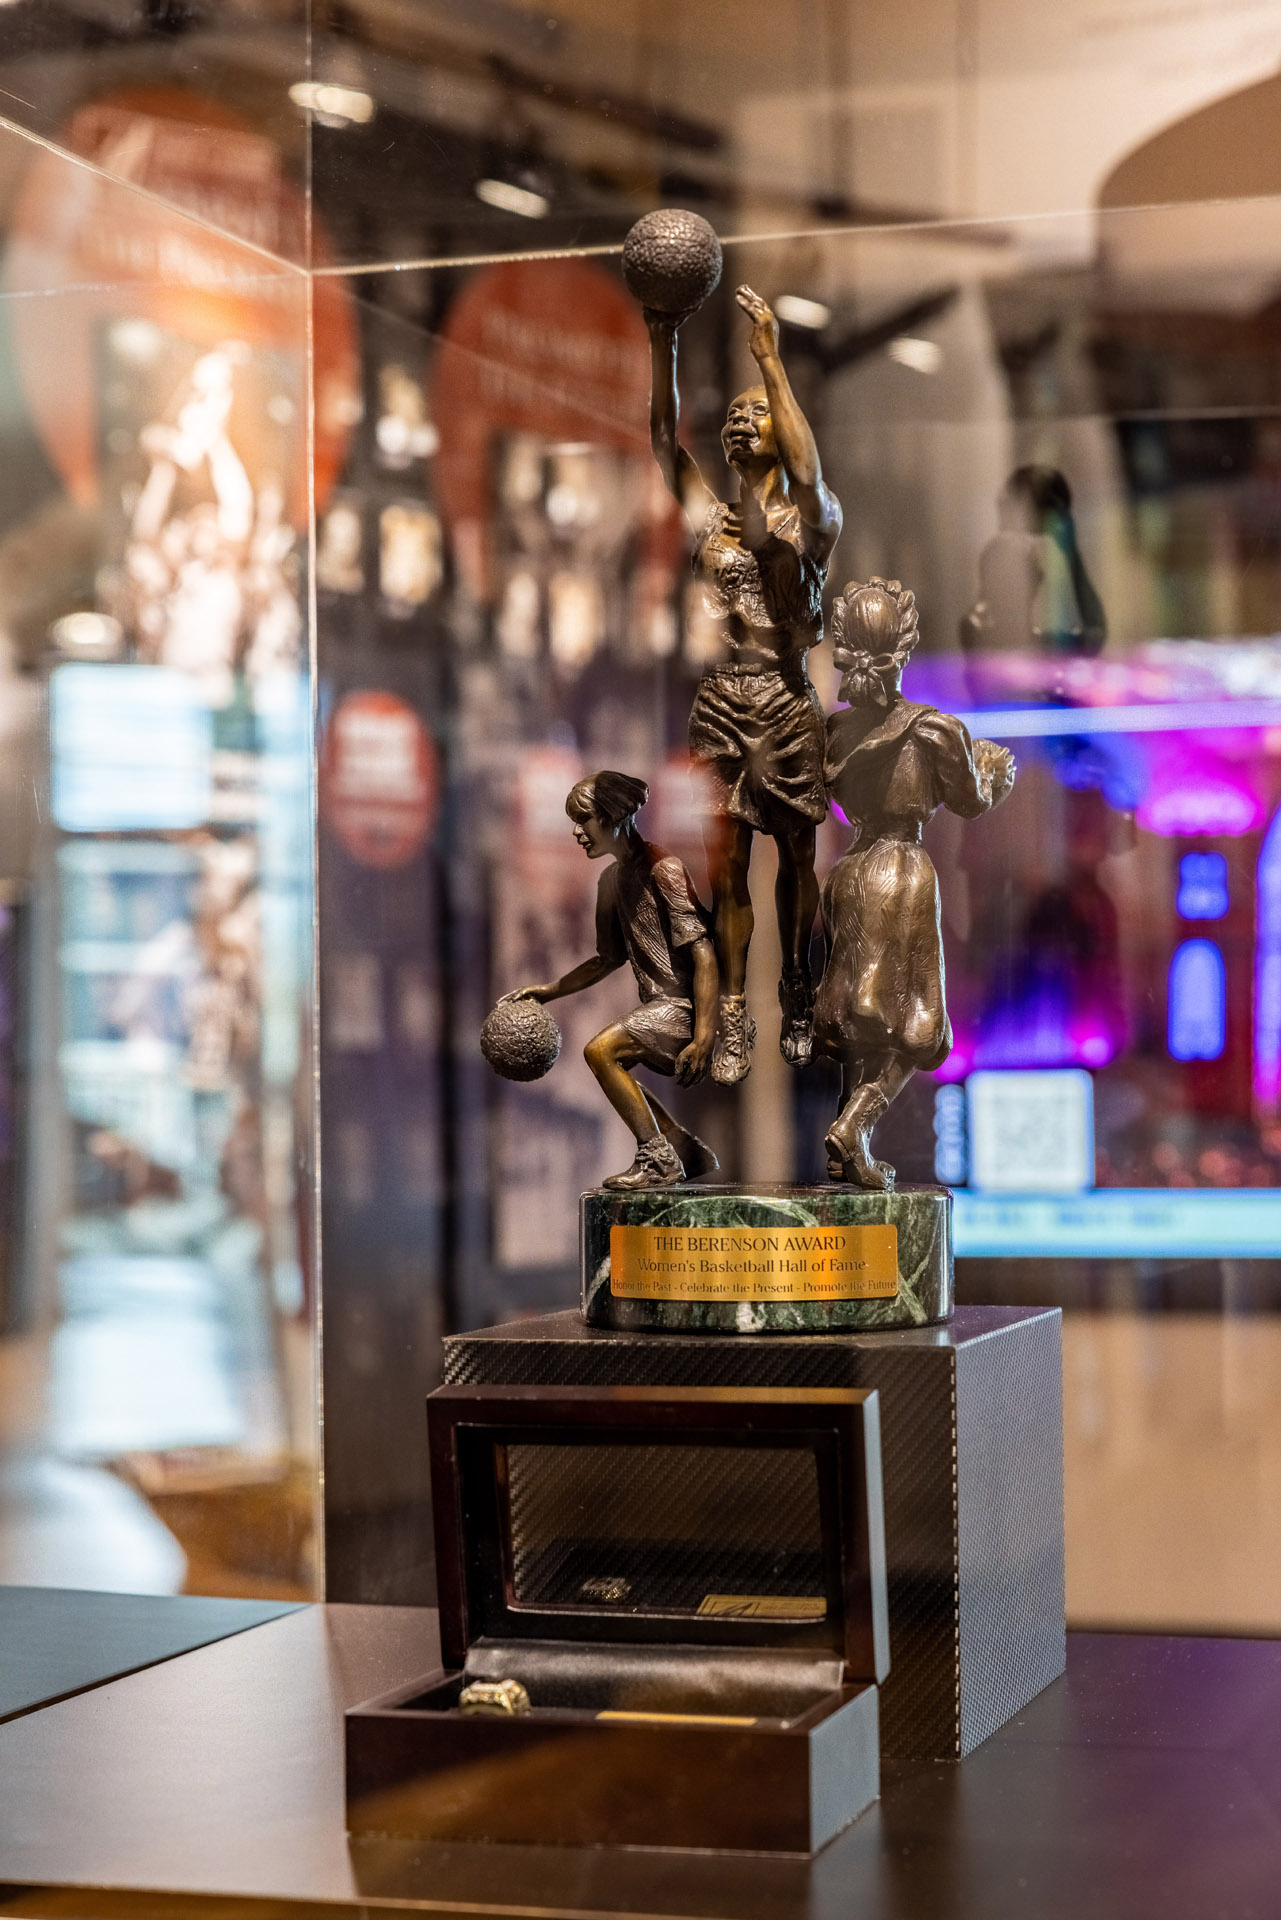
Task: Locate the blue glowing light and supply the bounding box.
[1167,938,1226,1061]
[932,1083,967,1185]
[1177,851,1228,920]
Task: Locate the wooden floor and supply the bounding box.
[1064,1312,1281,1633]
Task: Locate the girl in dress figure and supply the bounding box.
[817,578,1015,1189]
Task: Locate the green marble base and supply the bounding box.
[581,1183,952,1334]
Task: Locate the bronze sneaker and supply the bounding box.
[778,969,814,1068]
[711,993,756,1085]
[603,1134,685,1190]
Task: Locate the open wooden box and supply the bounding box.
[346,1383,889,1855]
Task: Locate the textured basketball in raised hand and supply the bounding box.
[481,998,562,1082]
[622,209,723,315]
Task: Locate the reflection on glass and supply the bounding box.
[0,115,323,1600]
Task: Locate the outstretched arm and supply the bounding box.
[736,285,841,550]
[647,311,717,531]
[505,872,629,1003]
[501,954,620,1005]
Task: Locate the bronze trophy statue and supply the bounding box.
[477,216,1000,1331]
[430,225,1063,1791]
[489,770,720,1191]
[817,578,1015,1189]
[643,278,842,1085]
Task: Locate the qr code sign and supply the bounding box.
[966,1070,1094,1193]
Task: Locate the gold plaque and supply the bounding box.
[596,1710,759,1726]
[609,1222,899,1302]
[697,1595,826,1620]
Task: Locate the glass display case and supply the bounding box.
[0,0,1279,1648]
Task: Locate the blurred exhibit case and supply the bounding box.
[0,0,1277,1655]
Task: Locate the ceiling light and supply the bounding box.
[288,82,375,128]
[775,294,831,330]
[888,336,943,374]
[475,178,549,220]
[109,319,164,366]
[50,613,123,659]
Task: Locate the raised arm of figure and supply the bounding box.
[647,310,718,531]
[736,285,842,551]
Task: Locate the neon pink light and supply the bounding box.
[932,1036,973,1083]
[930,1018,1117,1078]
[1138,777,1262,838]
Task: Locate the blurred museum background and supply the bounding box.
[1,0,1281,1629]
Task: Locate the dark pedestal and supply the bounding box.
[443,1304,1065,1762]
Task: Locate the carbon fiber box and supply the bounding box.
[442,1304,1064,1762]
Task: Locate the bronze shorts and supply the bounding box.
[689,666,827,832]
[619,996,694,1074]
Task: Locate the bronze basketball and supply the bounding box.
[481,998,562,1082]
[622,208,723,315]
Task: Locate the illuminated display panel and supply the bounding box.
[909,650,1281,1258]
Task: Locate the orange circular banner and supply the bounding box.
[321,691,438,870]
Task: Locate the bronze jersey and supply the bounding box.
[594,842,710,1004]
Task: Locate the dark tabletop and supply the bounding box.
[0,1604,1278,1917]
[0,1585,299,1725]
